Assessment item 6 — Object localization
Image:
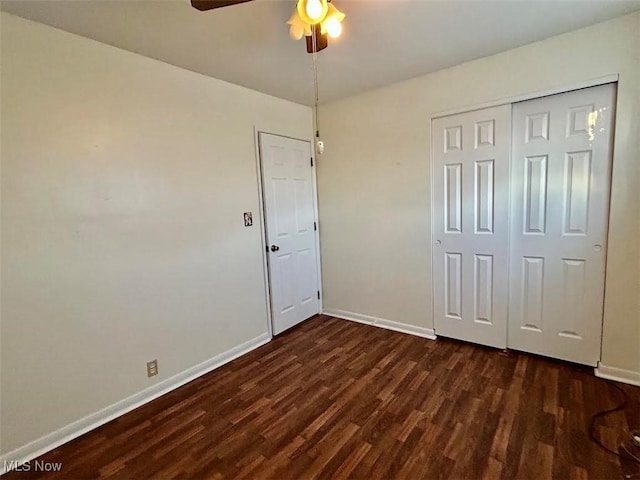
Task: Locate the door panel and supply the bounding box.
[432,105,511,348]
[524,155,548,234]
[445,252,463,319]
[474,254,493,324]
[259,133,320,335]
[474,160,494,233]
[563,151,591,234]
[520,256,544,332]
[508,84,615,366]
[445,163,463,233]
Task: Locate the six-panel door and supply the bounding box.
[508,84,615,366]
[432,105,511,348]
[259,133,320,335]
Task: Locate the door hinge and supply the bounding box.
[317,290,320,299]
[310,157,314,167]
[314,221,317,231]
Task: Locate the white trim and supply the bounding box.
[310,145,324,314]
[324,308,437,340]
[428,113,436,336]
[253,127,275,337]
[595,363,640,387]
[431,74,619,119]
[0,333,271,476]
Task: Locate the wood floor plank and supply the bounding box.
[4,315,639,480]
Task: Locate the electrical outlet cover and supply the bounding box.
[147,360,158,377]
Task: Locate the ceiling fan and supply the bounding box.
[190,0,345,54]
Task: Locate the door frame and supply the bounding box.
[429,74,619,358]
[253,128,324,337]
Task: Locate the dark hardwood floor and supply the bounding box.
[5,315,639,479]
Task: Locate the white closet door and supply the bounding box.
[508,84,615,366]
[432,105,511,348]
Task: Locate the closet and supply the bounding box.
[432,83,616,366]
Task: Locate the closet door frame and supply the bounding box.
[431,75,618,119]
[429,74,618,360]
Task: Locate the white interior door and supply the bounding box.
[259,133,320,335]
[432,105,511,348]
[508,84,615,366]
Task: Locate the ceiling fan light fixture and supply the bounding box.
[289,23,304,40]
[297,0,328,25]
[320,3,345,38]
[324,18,342,39]
[287,0,344,52]
[287,10,312,40]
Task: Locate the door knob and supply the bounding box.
[593,244,602,252]
[434,240,442,246]
[270,245,280,252]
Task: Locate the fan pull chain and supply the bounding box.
[311,25,320,142]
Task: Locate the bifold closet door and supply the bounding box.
[508,84,615,366]
[432,105,511,348]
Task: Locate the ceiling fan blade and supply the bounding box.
[191,0,253,11]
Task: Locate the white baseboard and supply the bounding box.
[595,363,640,387]
[323,308,436,340]
[0,332,271,476]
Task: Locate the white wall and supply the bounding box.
[0,12,312,455]
[318,13,640,375]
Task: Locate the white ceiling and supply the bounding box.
[2,0,639,105]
